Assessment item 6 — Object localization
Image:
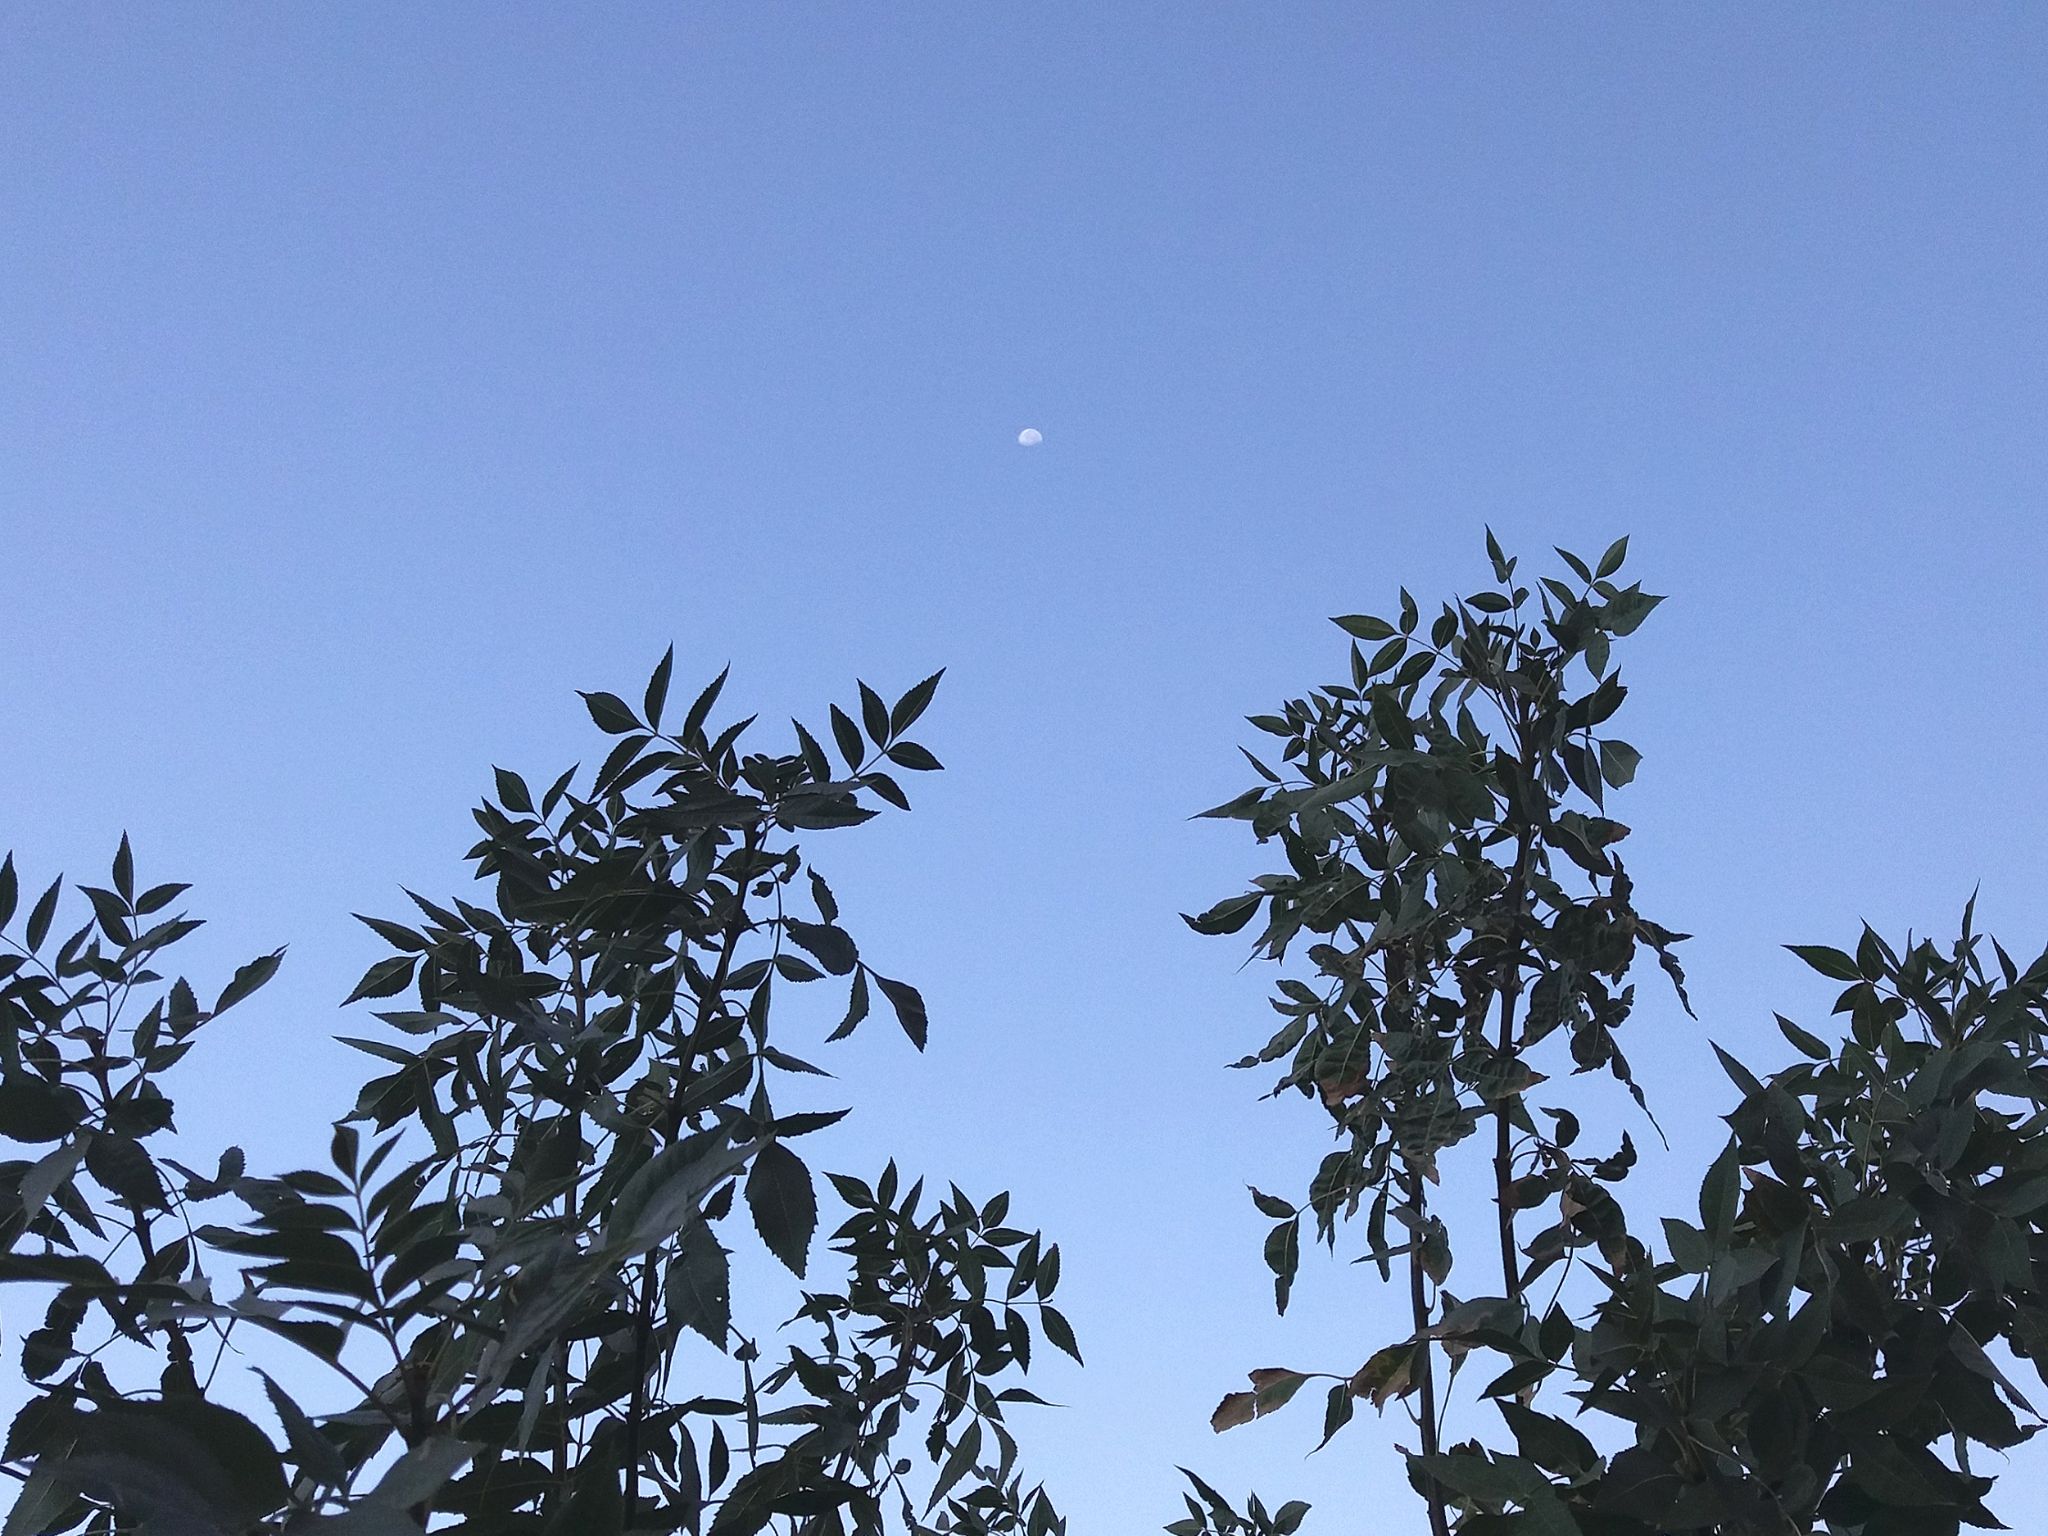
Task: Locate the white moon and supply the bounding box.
[1017,428,1043,447]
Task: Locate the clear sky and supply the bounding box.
[4,7,2046,1531]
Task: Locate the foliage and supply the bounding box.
[1182,535,2048,1535]
[1182,534,1689,1536]
[0,656,1073,1536]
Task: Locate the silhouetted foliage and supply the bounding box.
[0,660,1070,1536]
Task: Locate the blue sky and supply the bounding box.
[4,6,2046,1530]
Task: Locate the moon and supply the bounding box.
[1017,428,1043,447]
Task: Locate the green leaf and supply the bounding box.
[829,705,865,770]
[1498,1400,1595,1476]
[1039,1302,1082,1363]
[0,852,15,929]
[1334,614,1397,641]
[1183,893,1263,936]
[786,920,858,976]
[858,681,890,744]
[112,834,134,902]
[1699,1141,1741,1240]
[826,968,870,1042]
[343,954,414,1006]
[682,664,730,744]
[25,876,61,951]
[608,1135,755,1259]
[579,690,642,735]
[873,972,929,1051]
[1249,1187,1297,1220]
[668,1220,732,1350]
[1787,944,1861,982]
[213,947,285,1016]
[645,645,675,730]
[1774,1012,1830,1060]
[259,1371,348,1488]
[493,767,534,814]
[1598,738,1642,789]
[890,668,945,734]
[0,1076,87,1142]
[746,1141,817,1277]
[1596,535,1629,579]
[885,741,943,772]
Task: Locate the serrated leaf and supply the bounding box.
[829,706,865,771]
[1039,1303,1082,1363]
[493,767,534,814]
[217,948,285,1014]
[890,669,944,734]
[1787,943,1861,981]
[645,645,675,730]
[343,954,414,1006]
[885,741,942,772]
[858,681,890,744]
[746,1141,817,1278]
[579,690,642,735]
[872,973,928,1050]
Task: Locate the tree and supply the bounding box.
[0,656,1075,1536]
[1182,537,2048,1535]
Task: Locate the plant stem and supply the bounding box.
[1494,815,1537,1306]
[1405,1166,1451,1536]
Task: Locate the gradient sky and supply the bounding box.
[4,7,2046,1531]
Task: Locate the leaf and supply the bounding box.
[1249,1187,1296,1220]
[1596,535,1629,579]
[1183,893,1263,936]
[645,645,675,730]
[259,1371,348,1488]
[0,1077,87,1143]
[829,705,865,770]
[1210,1391,1258,1432]
[493,767,534,814]
[217,948,285,1014]
[682,665,730,744]
[1787,944,1861,982]
[746,1141,817,1277]
[873,973,929,1051]
[343,955,414,1006]
[668,1221,732,1350]
[886,741,943,772]
[1334,614,1397,641]
[1598,738,1642,789]
[579,690,642,735]
[609,1136,756,1259]
[26,876,61,951]
[1699,1140,1741,1240]
[1774,1012,1830,1060]
[890,669,945,734]
[18,1138,83,1223]
[1039,1303,1082,1363]
[1498,1400,1595,1476]
[858,681,890,744]
[0,853,14,929]
[364,1435,472,1508]
[826,969,870,1042]
[785,919,859,976]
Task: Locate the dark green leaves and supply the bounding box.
[747,1141,817,1277]
[872,972,928,1050]
[644,645,676,731]
[216,948,285,1015]
[890,669,944,734]
[1788,944,1862,982]
[785,919,858,976]
[579,689,642,735]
